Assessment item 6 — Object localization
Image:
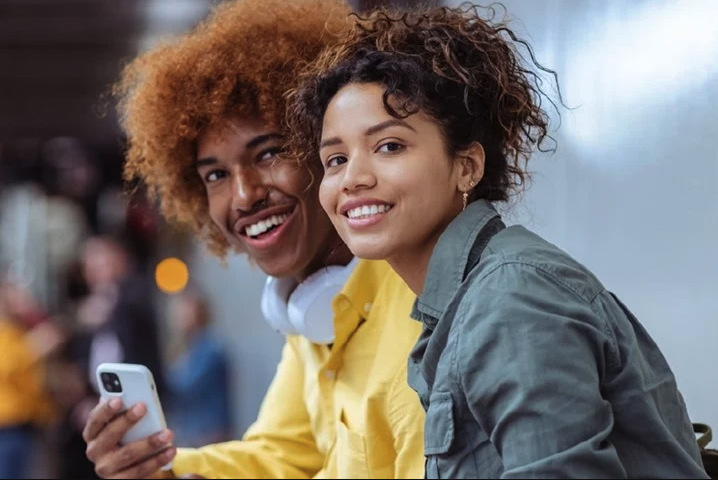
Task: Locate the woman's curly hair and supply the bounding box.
[115,0,350,257]
[286,3,560,203]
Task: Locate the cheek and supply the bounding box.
[318,176,339,215]
[267,162,312,196]
[206,188,229,230]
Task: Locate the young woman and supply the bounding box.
[287,5,708,478]
[81,1,425,478]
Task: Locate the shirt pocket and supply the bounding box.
[424,391,456,479]
[335,411,371,479]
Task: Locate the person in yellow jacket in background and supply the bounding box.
[81,0,425,478]
[0,279,62,479]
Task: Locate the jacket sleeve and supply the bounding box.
[172,338,324,479]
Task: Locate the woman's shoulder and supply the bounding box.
[474,225,607,305]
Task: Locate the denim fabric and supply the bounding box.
[410,200,707,479]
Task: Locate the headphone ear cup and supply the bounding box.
[287,277,344,345]
[261,276,300,335]
[287,258,358,344]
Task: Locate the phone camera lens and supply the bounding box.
[101,373,122,393]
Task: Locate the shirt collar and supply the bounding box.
[414,199,500,321]
[331,259,390,350]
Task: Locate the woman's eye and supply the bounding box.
[377,142,404,154]
[326,155,348,168]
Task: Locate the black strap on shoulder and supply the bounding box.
[464,216,506,280]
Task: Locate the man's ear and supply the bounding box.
[457,142,485,192]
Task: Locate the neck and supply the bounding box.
[388,208,462,295]
[296,241,354,283]
[387,242,434,295]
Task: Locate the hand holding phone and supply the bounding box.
[95,363,174,471]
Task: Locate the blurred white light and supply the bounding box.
[563,0,718,149]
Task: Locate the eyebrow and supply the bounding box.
[195,157,218,168]
[319,118,416,150]
[246,132,283,150]
[195,132,283,167]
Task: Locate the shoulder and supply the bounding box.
[476,225,606,303]
[456,226,616,347]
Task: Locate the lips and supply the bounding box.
[346,203,392,219]
[339,197,394,217]
[233,204,296,238]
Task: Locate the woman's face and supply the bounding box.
[317,82,470,268]
[196,116,342,280]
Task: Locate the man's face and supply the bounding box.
[196,116,342,280]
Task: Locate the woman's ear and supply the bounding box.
[457,142,485,191]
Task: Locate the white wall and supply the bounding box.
[445,0,718,432]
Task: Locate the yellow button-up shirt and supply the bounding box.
[172,260,424,478]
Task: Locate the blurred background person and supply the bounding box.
[0,277,64,479]
[51,234,165,479]
[166,289,233,448]
[78,235,165,396]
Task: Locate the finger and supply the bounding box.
[109,447,177,480]
[87,403,147,459]
[99,430,174,474]
[83,398,124,443]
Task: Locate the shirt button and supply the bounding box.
[364,303,372,313]
[324,370,336,380]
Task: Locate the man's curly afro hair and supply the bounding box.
[115,0,350,257]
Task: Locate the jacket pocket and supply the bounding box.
[424,392,455,478]
[335,411,371,479]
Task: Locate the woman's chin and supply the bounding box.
[347,241,395,262]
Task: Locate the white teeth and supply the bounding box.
[245,213,290,237]
[346,204,392,219]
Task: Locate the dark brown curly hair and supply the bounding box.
[286,3,560,203]
[115,0,350,257]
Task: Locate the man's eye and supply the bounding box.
[204,170,227,183]
[259,147,282,162]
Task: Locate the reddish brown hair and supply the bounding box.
[115,0,350,257]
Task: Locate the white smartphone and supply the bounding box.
[96,363,173,470]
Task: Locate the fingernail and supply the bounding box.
[131,403,146,418]
[109,398,123,411]
[158,430,172,443]
[164,448,177,461]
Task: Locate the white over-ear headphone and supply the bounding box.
[261,257,358,344]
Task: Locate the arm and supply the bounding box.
[459,264,626,479]
[172,338,324,479]
[84,338,323,479]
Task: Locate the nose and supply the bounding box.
[231,168,268,212]
[340,151,376,193]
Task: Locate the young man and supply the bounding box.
[82,1,424,478]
